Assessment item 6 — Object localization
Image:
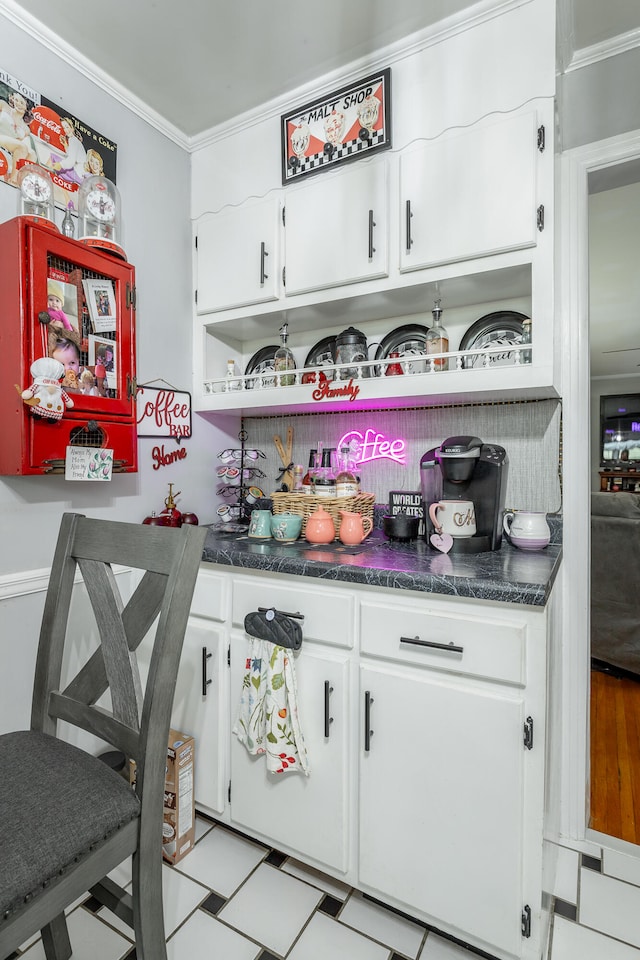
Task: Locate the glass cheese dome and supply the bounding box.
[17,163,57,228]
[77,174,126,259]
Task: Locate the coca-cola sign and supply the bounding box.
[136,385,192,442]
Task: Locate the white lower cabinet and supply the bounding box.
[358,663,525,958]
[172,617,228,817]
[229,633,351,872]
[178,566,551,960]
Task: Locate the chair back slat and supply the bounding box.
[61,571,167,707]
[77,558,142,729]
[31,513,207,801]
[71,519,186,573]
[48,693,140,760]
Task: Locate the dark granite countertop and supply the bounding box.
[201,526,562,607]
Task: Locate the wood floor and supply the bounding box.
[590,666,640,844]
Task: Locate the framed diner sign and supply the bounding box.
[281,68,391,184]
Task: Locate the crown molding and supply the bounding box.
[186,0,531,152]
[565,25,640,74]
[0,0,532,152]
[0,0,190,149]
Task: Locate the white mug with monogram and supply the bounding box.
[429,499,476,538]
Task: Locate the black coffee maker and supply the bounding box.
[420,435,508,553]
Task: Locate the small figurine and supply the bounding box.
[19,356,75,421]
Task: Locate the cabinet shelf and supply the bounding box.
[197,349,557,416]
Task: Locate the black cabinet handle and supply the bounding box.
[406,199,413,252]
[324,680,334,738]
[202,646,213,696]
[400,635,464,655]
[260,241,269,284]
[364,690,374,752]
[368,209,376,259]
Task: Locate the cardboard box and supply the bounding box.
[130,728,195,865]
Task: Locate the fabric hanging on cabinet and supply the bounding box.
[233,637,309,776]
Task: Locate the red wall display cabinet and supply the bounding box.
[0,216,138,475]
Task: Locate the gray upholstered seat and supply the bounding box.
[0,731,140,922]
[0,513,206,960]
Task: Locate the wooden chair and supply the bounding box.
[0,513,206,960]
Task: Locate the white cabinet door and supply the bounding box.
[172,618,228,816]
[359,663,525,958]
[284,160,388,296]
[196,196,280,313]
[230,634,351,873]
[400,111,538,272]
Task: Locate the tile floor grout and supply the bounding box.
[14,814,489,960]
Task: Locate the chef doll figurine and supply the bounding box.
[20,356,75,421]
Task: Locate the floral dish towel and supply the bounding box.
[233,637,309,776]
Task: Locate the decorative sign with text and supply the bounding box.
[136,385,192,442]
[389,490,425,536]
[65,446,114,481]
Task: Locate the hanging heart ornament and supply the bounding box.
[430,532,453,553]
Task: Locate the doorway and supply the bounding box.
[560,131,640,850]
[588,167,640,844]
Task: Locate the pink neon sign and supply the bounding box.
[337,428,406,466]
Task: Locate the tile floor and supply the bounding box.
[10,815,486,960]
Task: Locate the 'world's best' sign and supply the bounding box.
[136,386,192,441]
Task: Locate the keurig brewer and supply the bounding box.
[420,435,508,553]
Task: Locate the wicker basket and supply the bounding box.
[271,491,375,539]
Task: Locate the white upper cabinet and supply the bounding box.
[284,159,389,296]
[195,196,281,314]
[400,110,539,273]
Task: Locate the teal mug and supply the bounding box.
[248,509,272,539]
[271,512,303,543]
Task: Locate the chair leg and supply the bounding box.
[41,914,72,960]
[132,847,167,960]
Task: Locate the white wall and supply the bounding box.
[0,14,236,576]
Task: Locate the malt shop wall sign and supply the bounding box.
[281,68,391,184]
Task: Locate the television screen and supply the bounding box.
[600,394,640,463]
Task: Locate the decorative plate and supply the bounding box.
[374,323,430,376]
[459,311,529,369]
[302,336,336,384]
[244,345,279,389]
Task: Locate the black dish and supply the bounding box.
[244,345,279,389]
[374,323,429,376]
[382,513,420,541]
[459,311,529,369]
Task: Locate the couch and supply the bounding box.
[591,491,640,677]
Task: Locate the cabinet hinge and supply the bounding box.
[282,266,286,287]
[521,904,531,938]
[195,235,198,249]
[227,644,230,667]
[126,283,136,310]
[537,124,545,152]
[228,781,231,803]
[282,207,286,227]
[536,204,545,232]
[195,288,198,305]
[126,374,138,400]
[523,716,534,750]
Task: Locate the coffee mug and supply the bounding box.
[271,512,303,542]
[248,509,272,539]
[429,500,476,538]
[503,510,550,551]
